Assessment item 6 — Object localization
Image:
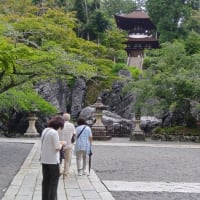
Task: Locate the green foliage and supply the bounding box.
[112,63,142,79]
[85,79,114,106]
[146,0,191,42]
[74,0,88,23]
[101,0,137,17]
[112,63,124,73]
[183,10,200,35]
[85,10,110,42]
[0,0,199,132]
[125,40,200,125]
[152,126,182,135]
[125,67,141,80]
[101,26,127,62]
[0,0,34,14]
[0,87,57,115]
[185,31,200,55]
[0,3,118,94]
[0,1,123,123]
[152,126,200,136]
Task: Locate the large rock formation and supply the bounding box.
[35,78,87,118]
[101,80,135,119]
[35,79,69,113]
[71,78,86,118]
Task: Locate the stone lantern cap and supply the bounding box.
[91,97,107,110]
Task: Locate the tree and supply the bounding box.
[126,41,200,127]
[135,0,147,10]
[187,0,200,10]
[74,0,88,23]
[183,10,200,35]
[185,31,200,55]
[85,10,110,43]
[146,0,191,42]
[101,26,126,62]
[0,1,119,117]
[101,0,136,17]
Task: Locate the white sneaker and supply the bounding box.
[82,171,87,175]
[78,170,82,176]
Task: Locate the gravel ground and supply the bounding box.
[92,145,200,200]
[0,142,33,200]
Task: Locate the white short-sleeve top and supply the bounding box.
[40,128,60,164]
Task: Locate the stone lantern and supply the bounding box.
[91,97,111,140]
[24,109,39,137]
[130,114,145,141]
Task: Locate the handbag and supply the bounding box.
[71,126,86,143]
[60,146,65,164]
[71,134,76,144]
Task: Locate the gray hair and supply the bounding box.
[63,113,70,121]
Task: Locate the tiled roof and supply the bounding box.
[116,10,150,19]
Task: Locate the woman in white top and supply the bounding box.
[40,115,65,200]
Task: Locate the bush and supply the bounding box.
[152,126,200,136]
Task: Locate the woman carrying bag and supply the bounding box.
[40,115,66,200]
[74,118,92,176]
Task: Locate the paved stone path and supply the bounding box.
[0,138,114,200]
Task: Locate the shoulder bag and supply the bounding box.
[77,126,86,139]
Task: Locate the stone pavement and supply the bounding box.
[1,138,115,200]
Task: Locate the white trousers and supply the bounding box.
[63,148,72,176]
[76,150,87,172]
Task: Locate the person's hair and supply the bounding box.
[48,115,65,130]
[77,118,86,125]
[63,113,70,121]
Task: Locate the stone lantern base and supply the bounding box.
[92,126,111,140]
[130,131,145,141]
[24,116,39,137]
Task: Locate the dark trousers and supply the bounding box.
[42,163,59,200]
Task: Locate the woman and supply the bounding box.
[74,118,92,176]
[40,115,65,200]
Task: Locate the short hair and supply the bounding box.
[48,115,65,130]
[77,118,86,125]
[63,113,70,121]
